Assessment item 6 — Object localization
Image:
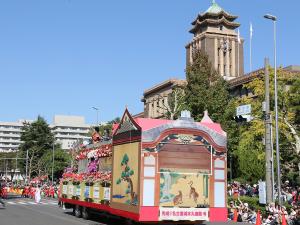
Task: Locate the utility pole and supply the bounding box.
[264,57,273,203]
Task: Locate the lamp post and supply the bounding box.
[264,13,282,206]
[51,142,55,184]
[25,149,29,184]
[92,107,99,126]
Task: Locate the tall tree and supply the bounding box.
[39,148,71,181]
[226,68,300,184]
[156,87,186,120]
[19,116,54,180]
[185,50,229,122]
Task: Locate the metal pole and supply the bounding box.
[92,107,99,126]
[271,115,275,201]
[264,57,273,204]
[5,159,7,181]
[264,13,281,206]
[25,149,28,183]
[250,26,252,72]
[97,110,99,126]
[52,143,54,184]
[273,19,282,206]
[15,151,18,181]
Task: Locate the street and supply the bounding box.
[0,196,250,225]
[0,196,109,225]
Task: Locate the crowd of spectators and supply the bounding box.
[228,181,300,224]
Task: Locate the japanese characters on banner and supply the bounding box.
[68,185,74,196]
[103,187,111,200]
[62,185,67,195]
[76,186,81,197]
[84,186,91,198]
[159,207,209,221]
[93,187,100,199]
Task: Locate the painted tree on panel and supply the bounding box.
[116,154,137,205]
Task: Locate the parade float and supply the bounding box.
[59,109,228,223]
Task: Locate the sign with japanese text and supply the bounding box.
[103,187,110,200]
[93,187,100,199]
[76,186,81,197]
[259,181,266,204]
[236,104,251,116]
[159,207,209,221]
[68,185,74,196]
[62,185,67,195]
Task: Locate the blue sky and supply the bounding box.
[0,0,299,124]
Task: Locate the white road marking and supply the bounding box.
[7,201,16,205]
[28,202,37,205]
[39,202,49,205]
[18,202,27,205]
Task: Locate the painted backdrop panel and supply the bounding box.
[112,142,139,206]
[159,169,209,207]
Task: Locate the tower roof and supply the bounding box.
[189,1,240,34]
[205,1,224,14]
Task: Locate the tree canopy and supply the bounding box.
[226,68,300,184]
[185,50,230,122]
[19,116,70,181]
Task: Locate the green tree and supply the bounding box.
[226,68,300,184]
[156,87,186,120]
[185,50,229,122]
[19,116,55,180]
[39,148,71,181]
[0,152,18,181]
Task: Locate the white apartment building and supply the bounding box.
[0,120,32,153]
[50,115,90,150]
[0,115,90,152]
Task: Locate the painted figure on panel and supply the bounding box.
[160,169,209,207]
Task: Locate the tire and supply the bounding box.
[82,207,90,220]
[74,205,82,218]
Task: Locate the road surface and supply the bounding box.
[0,195,249,225]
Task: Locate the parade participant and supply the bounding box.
[0,182,5,208]
[35,185,41,203]
[92,127,101,143]
[50,186,55,198]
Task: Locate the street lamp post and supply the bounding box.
[51,142,55,184]
[92,107,99,126]
[264,13,282,206]
[25,149,29,184]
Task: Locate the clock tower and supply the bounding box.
[186,1,244,80]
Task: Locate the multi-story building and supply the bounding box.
[0,115,90,153]
[50,115,90,150]
[140,1,300,119]
[0,120,32,153]
[141,79,187,119]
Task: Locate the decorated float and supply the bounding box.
[59,109,228,223]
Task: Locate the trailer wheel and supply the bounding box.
[82,207,90,220]
[74,205,82,218]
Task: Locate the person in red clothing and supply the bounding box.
[50,186,55,198]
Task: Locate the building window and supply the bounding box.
[220,25,223,31]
